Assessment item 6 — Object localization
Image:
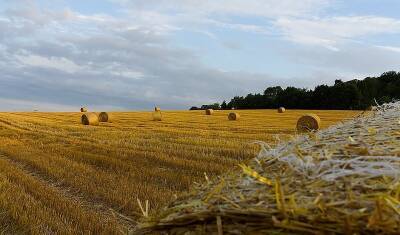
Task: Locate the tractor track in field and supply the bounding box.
[5,112,79,124]
[0,110,362,234]
[0,152,138,233]
[0,117,220,192]
[0,113,246,169]
[0,117,32,133]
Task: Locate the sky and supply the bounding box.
[0,0,399,111]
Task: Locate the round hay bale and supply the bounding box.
[98,112,112,122]
[205,109,213,115]
[155,107,161,112]
[228,112,240,121]
[153,111,162,121]
[81,113,99,126]
[366,106,377,111]
[80,107,88,112]
[278,107,286,113]
[297,114,321,132]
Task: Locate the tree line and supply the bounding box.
[191,71,400,110]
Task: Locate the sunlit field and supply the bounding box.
[0,109,360,233]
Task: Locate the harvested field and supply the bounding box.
[138,103,400,234]
[0,109,359,233]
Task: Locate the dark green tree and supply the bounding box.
[221,100,227,109]
[197,71,400,110]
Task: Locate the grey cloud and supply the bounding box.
[3,1,396,112]
[0,5,285,111]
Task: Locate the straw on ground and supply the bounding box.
[0,109,359,233]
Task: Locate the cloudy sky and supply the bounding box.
[0,0,399,111]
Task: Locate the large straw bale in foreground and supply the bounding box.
[81,113,99,126]
[228,112,240,121]
[296,113,321,132]
[98,112,112,122]
[137,102,400,234]
[205,109,213,115]
[153,111,162,121]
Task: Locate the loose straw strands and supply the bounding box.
[136,101,400,234]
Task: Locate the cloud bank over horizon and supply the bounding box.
[0,0,399,111]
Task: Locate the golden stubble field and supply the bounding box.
[0,109,360,234]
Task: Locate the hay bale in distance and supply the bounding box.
[136,102,400,234]
[278,107,286,113]
[228,112,240,121]
[98,112,112,122]
[367,106,377,111]
[153,111,162,121]
[205,109,213,115]
[296,113,321,132]
[155,107,161,112]
[81,113,99,126]
[80,107,88,112]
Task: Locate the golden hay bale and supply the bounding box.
[136,102,400,234]
[155,107,161,112]
[278,107,286,113]
[366,106,377,111]
[153,111,162,121]
[228,112,240,121]
[98,112,112,122]
[81,113,99,126]
[205,109,213,115]
[296,114,321,132]
[80,107,88,112]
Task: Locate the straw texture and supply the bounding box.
[153,111,162,121]
[296,114,321,132]
[81,113,99,126]
[137,102,400,234]
[98,112,112,122]
[228,112,240,121]
[206,109,214,115]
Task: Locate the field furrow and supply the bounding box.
[0,153,136,232]
[0,156,123,234]
[0,109,360,232]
